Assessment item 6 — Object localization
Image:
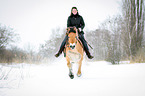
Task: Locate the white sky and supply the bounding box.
[0,0,121,51]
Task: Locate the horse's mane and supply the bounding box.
[68,28,76,33]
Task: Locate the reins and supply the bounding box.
[75,36,84,49]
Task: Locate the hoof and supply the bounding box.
[69,69,74,79]
[77,73,82,77]
[69,74,74,79]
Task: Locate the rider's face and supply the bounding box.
[72,9,78,15]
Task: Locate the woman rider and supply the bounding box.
[55,7,93,59]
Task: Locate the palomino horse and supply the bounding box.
[66,27,84,79]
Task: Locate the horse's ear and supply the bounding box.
[67,27,70,32]
[73,27,77,31]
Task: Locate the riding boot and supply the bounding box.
[85,49,94,59]
[55,36,68,57]
[55,46,65,57]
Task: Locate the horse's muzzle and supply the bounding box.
[70,43,76,49]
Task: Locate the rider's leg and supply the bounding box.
[55,35,68,57]
[78,33,94,59]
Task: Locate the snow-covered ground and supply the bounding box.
[0,58,145,96]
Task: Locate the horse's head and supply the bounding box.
[67,27,78,50]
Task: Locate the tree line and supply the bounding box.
[0,0,144,64]
[40,0,145,64]
[0,25,41,64]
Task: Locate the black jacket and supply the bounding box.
[67,13,85,30]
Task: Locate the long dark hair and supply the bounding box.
[70,7,79,16]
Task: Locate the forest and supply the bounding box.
[0,0,145,64]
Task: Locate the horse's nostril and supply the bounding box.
[72,46,75,49]
[70,45,75,49]
[70,43,76,49]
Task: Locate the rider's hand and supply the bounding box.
[78,28,81,31]
[66,27,70,35]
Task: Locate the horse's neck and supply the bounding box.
[76,41,83,51]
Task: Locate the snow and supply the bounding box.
[0,58,145,96]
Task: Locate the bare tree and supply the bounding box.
[0,24,18,63]
[39,28,66,62]
[0,25,16,49]
[96,15,123,64]
[121,0,145,61]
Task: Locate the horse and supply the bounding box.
[65,27,84,79]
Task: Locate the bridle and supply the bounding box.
[66,28,83,49]
[66,33,78,48]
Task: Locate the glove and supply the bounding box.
[78,28,82,31]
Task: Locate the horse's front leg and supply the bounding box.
[67,58,74,79]
[77,59,83,77]
[69,67,74,79]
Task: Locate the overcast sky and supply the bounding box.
[0,0,121,51]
